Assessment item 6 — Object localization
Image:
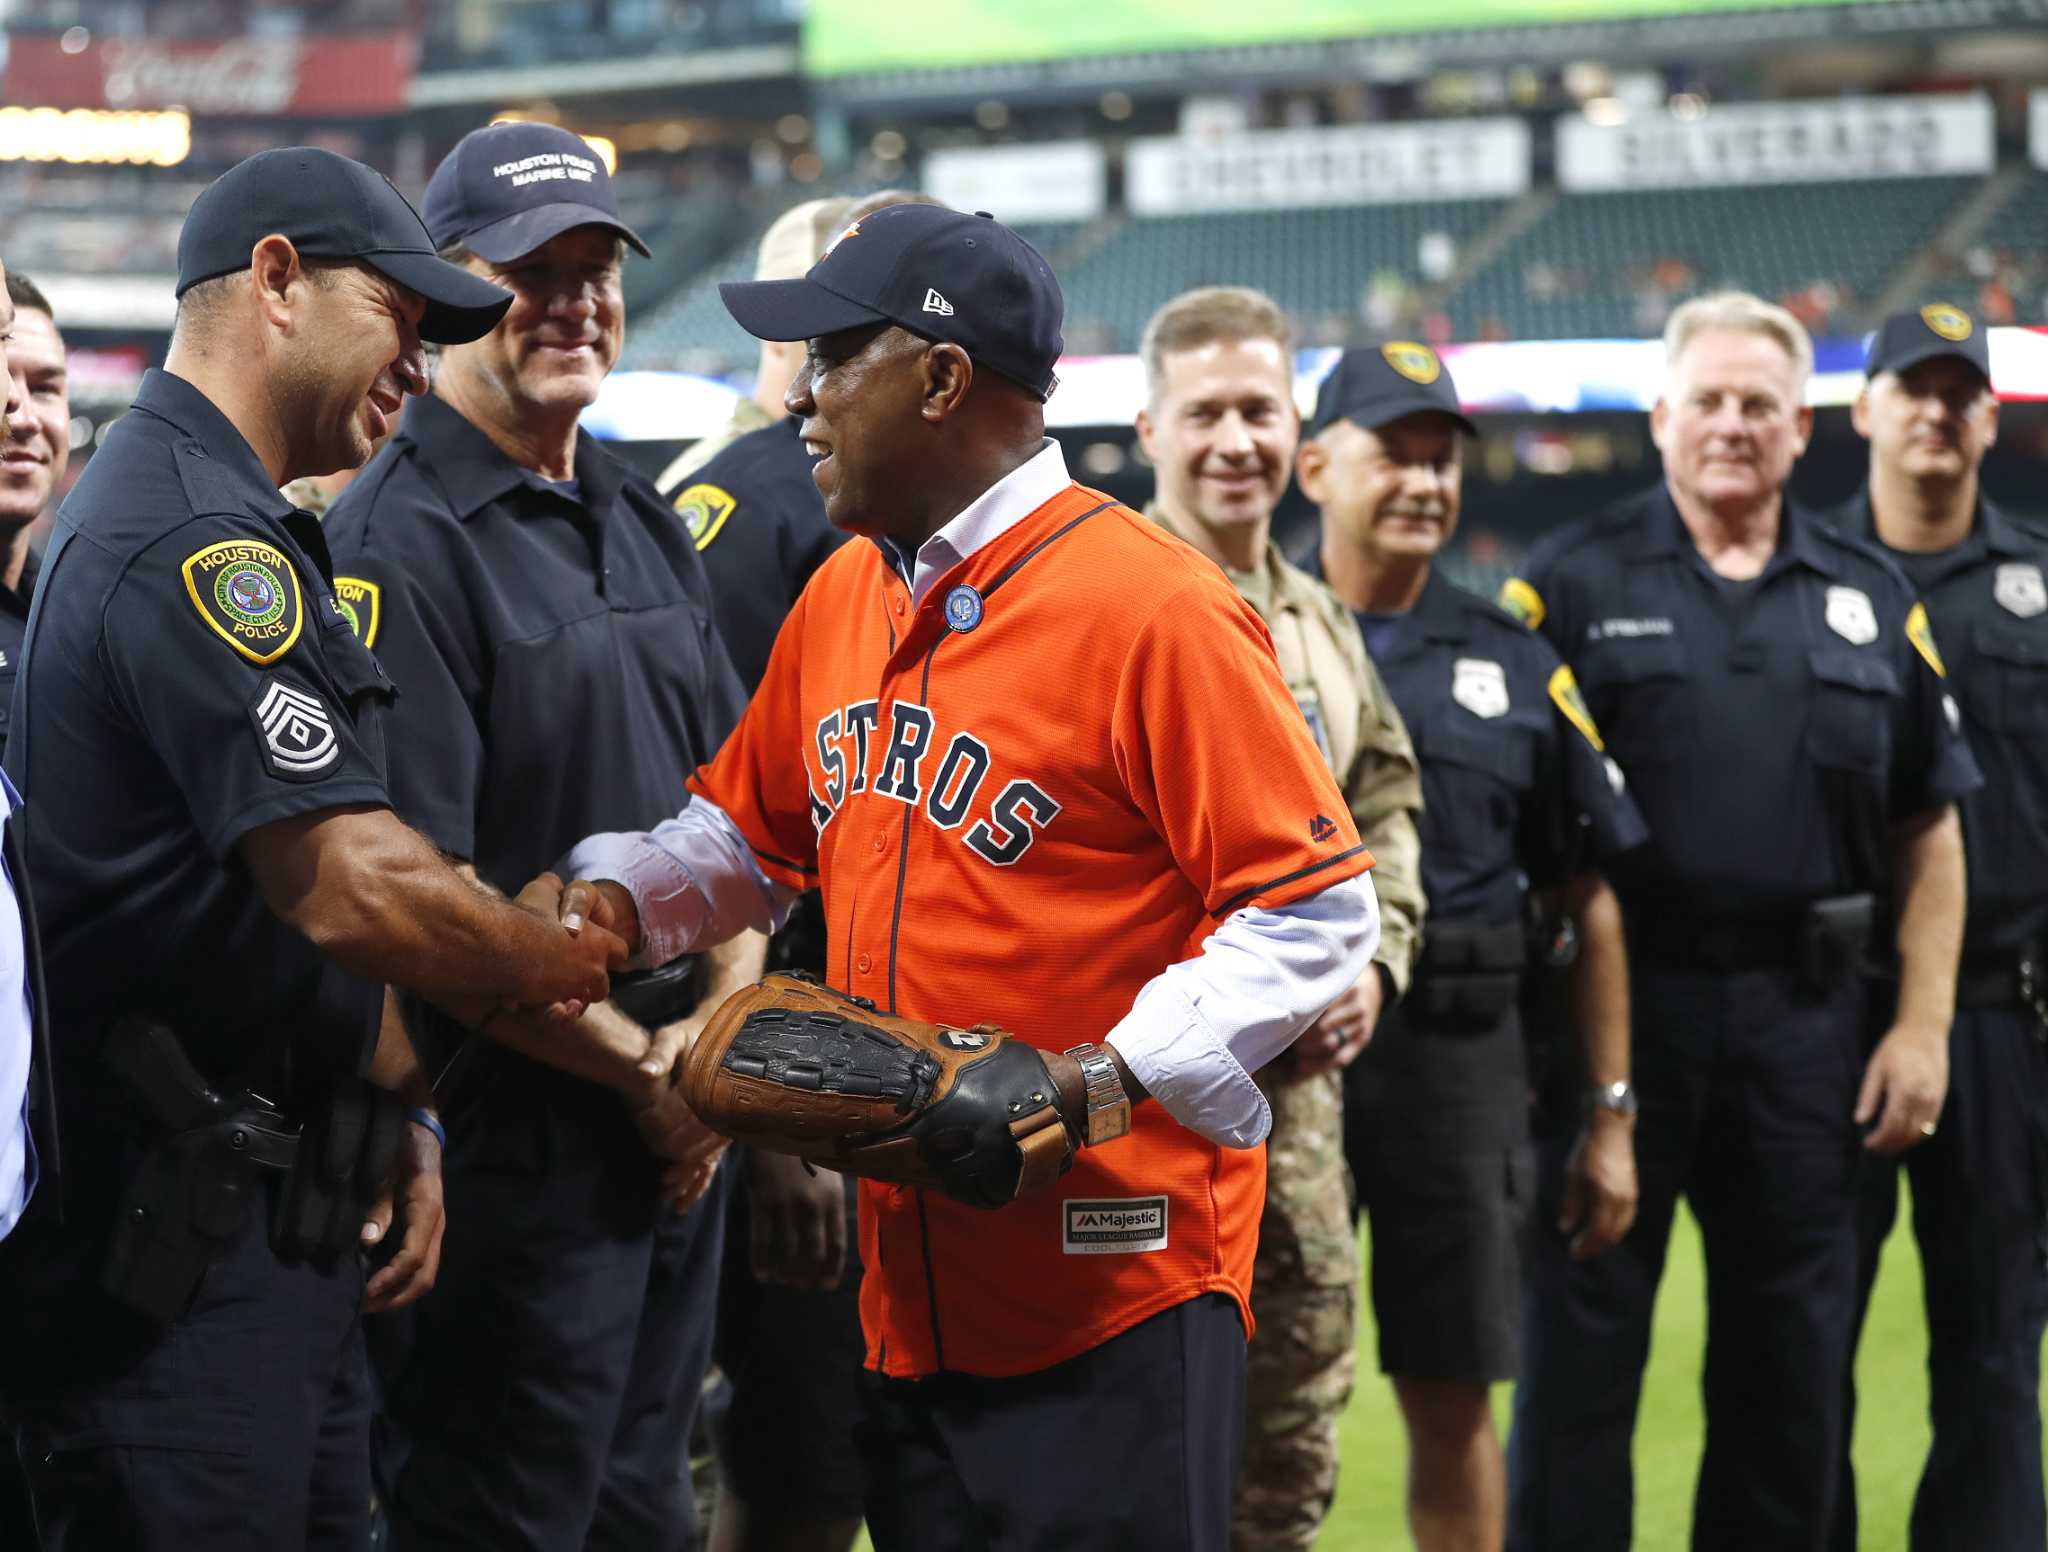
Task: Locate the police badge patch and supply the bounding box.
[1825,585,1879,647]
[1548,664,1605,751]
[1904,602,1946,676]
[1994,562,2046,620]
[1919,303,1972,343]
[249,679,339,781]
[672,482,736,551]
[1452,657,1509,719]
[333,576,382,648]
[1381,340,1442,385]
[1498,577,1545,631]
[181,539,304,665]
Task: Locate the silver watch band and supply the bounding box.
[1062,1041,1132,1147]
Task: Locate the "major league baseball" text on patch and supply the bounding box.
[1063,1196,1168,1255]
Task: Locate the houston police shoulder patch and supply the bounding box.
[1498,577,1546,631]
[1905,601,1947,677]
[673,483,736,551]
[249,678,340,781]
[181,539,304,666]
[1548,664,1605,751]
[333,576,381,648]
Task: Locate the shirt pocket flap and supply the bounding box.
[1972,620,2047,668]
[1807,648,1898,697]
[1429,720,1535,789]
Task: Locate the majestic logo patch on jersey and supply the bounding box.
[1825,585,1879,647]
[333,576,381,648]
[250,680,339,781]
[1498,577,1545,631]
[182,539,304,666]
[1904,601,1946,677]
[673,483,737,551]
[1548,665,1604,751]
[1308,813,1338,843]
[1380,340,1441,385]
[922,287,955,317]
[1063,1196,1168,1256]
[1452,657,1509,719]
[944,583,984,633]
[1994,562,2046,619]
[1920,303,1972,343]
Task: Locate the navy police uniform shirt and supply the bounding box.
[0,549,39,758]
[1339,567,1647,926]
[2,368,394,1236]
[1501,486,1981,922]
[1840,493,2048,956]
[670,416,847,696]
[322,389,746,897]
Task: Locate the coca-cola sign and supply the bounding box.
[4,31,416,117]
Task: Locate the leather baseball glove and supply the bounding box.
[679,973,1129,1209]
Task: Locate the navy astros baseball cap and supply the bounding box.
[176,147,513,345]
[1308,341,1476,439]
[720,203,1065,401]
[424,122,650,264]
[1865,303,1992,383]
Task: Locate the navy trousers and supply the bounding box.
[1508,961,1869,1551]
[1835,1001,2048,1552]
[859,1293,1247,1552]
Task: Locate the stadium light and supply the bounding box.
[0,106,190,166]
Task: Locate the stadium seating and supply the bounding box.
[1056,202,1506,353]
[1902,168,2048,325]
[1448,177,1978,341]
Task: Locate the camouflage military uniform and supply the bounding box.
[1151,507,1425,1551]
[656,395,774,496]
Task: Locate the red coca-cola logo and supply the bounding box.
[2,32,416,117]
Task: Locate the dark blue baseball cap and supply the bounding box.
[720,204,1064,401]
[1308,341,1475,438]
[176,146,513,344]
[423,122,649,265]
[1865,302,1992,383]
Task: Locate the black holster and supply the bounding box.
[608,955,707,1031]
[1800,893,1876,996]
[98,1017,407,1324]
[1410,920,1527,1032]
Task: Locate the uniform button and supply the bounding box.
[893,596,905,616]
[857,953,872,974]
[873,831,886,852]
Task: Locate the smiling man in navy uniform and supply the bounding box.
[0,148,630,1552]
[1300,342,1645,1552]
[1499,292,1979,1551]
[1831,304,2048,1552]
[323,122,757,1552]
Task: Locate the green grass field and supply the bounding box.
[1325,1190,2029,1549]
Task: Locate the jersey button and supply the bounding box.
[893,597,905,616]
[856,952,872,974]
[872,832,886,852]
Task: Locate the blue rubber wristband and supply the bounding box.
[407,1108,447,1150]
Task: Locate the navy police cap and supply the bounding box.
[424,121,649,266]
[176,147,512,345]
[720,204,1065,402]
[1864,303,1992,383]
[1308,341,1475,439]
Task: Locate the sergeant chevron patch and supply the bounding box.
[250,680,340,781]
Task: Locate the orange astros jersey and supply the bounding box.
[691,480,1375,1378]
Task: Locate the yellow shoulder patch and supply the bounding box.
[1499,577,1546,631]
[334,576,381,649]
[673,483,736,551]
[1548,664,1604,751]
[181,539,303,666]
[1905,601,1946,678]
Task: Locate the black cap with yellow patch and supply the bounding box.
[1307,340,1476,439]
[1865,303,1991,384]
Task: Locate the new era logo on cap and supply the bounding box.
[922,288,954,317]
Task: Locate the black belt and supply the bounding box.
[1630,907,1808,972]
[1956,946,2047,1013]
[1408,920,1525,1032]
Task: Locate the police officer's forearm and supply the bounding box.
[1565,871,1630,1089]
[240,805,616,1007]
[367,988,435,1112]
[1889,804,1966,1037]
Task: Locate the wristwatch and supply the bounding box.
[1587,1079,1639,1120]
[1062,1042,1133,1147]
